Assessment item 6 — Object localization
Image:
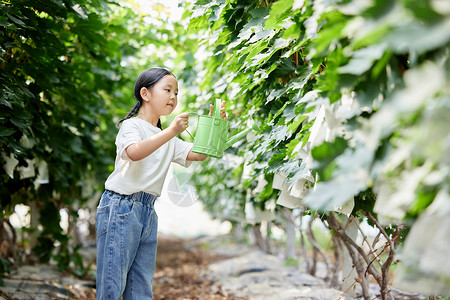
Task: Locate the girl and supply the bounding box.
[95,67,227,300]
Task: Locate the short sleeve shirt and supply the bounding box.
[104,118,192,196]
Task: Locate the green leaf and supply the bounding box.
[288,114,307,132]
[0,15,10,27]
[386,20,450,55]
[265,0,294,29]
[303,175,366,211]
[408,188,436,217]
[271,125,292,143]
[403,0,442,20]
[339,43,387,75]
[282,102,296,122]
[285,138,301,157]
[311,11,347,56]
[0,127,15,137]
[6,13,26,27]
[312,137,348,162]
[351,23,391,50]
[371,49,392,78]
[283,21,302,39]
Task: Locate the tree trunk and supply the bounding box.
[298,209,310,272]
[265,221,272,254]
[330,234,342,288]
[232,222,245,241]
[306,216,331,280]
[327,214,372,299]
[0,217,18,263]
[251,224,266,251]
[283,208,297,259]
[29,201,39,251]
[340,215,359,296]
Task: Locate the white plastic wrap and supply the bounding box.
[393,187,450,296]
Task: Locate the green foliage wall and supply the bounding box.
[1,0,449,293]
[0,0,134,266]
[183,0,450,294]
[0,0,213,271]
[0,0,170,269]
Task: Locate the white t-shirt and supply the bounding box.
[105,118,192,196]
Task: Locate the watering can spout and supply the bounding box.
[224,122,259,150]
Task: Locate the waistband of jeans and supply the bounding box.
[104,190,157,206]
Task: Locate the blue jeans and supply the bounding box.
[96,190,158,300]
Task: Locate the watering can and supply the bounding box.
[189,99,258,158]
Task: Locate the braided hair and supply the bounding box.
[117,68,175,128]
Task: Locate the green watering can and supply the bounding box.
[189,99,258,158]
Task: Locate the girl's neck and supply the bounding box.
[137,109,160,127]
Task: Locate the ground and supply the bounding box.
[0,235,246,300]
[0,234,430,300]
[153,235,246,300]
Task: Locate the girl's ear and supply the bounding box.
[140,87,151,101]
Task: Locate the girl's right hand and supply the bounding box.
[209,101,228,120]
[169,112,189,135]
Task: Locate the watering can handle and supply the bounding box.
[183,99,222,139]
[184,112,199,139]
[213,98,221,119]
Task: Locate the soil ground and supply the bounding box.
[0,235,246,300]
[153,235,246,300]
[0,234,429,300]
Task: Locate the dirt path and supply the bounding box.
[0,235,245,300]
[1,234,430,300]
[153,235,246,300]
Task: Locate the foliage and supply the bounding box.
[0,0,120,269]
[0,0,213,274]
[183,0,450,295]
[1,0,449,294]
[0,0,184,272]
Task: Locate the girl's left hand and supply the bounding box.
[209,101,228,120]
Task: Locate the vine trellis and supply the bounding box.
[184,0,450,298]
[1,0,449,298]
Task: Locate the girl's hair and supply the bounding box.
[117,67,175,128]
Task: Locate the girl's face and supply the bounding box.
[144,75,179,116]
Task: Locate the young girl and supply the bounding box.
[95,67,227,300]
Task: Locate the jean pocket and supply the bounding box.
[96,205,110,239]
[117,199,135,218]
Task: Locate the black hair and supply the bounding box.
[117,67,175,128]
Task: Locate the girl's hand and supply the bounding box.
[209,101,228,120]
[169,112,189,135]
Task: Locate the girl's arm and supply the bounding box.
[126,113,189,161]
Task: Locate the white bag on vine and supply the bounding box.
[393,188,450,295]
[273,172,304,209]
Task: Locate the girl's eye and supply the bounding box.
[165,89,170,92]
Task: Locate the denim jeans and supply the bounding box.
[96,190,158,300]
